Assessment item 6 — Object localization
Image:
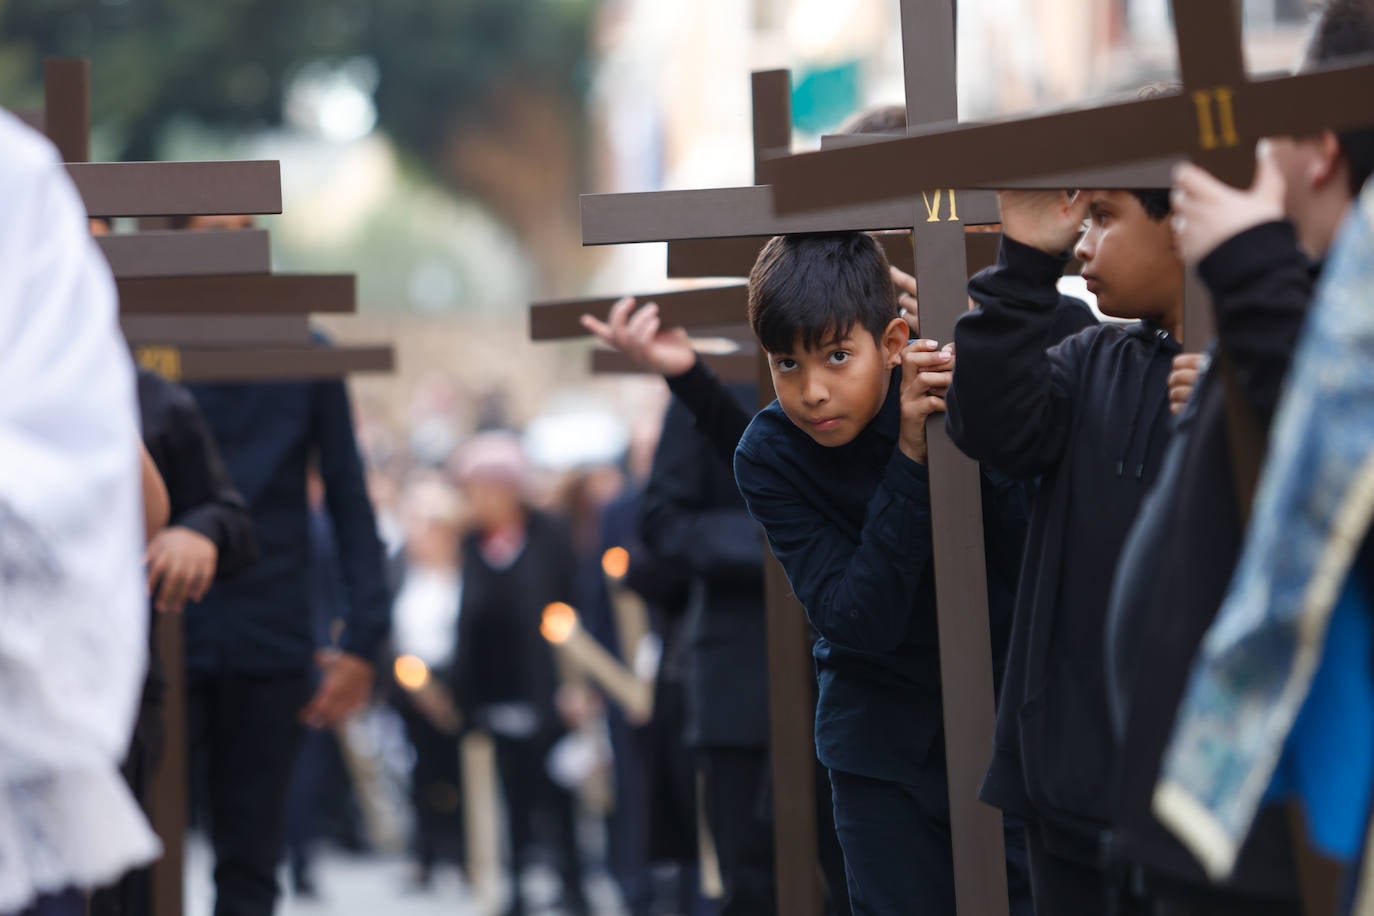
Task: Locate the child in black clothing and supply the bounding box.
[946,187,1184,914]
[729,232,1033,915]
[584,227,1095,914]
[1107,4,1374,911]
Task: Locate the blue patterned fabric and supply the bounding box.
[1154,180,1374,880]
[1265,575,1374,861]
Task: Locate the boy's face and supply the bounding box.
[766,318,907,447]
[1073,191,1183,323]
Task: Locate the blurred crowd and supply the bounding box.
[280,374,727,916]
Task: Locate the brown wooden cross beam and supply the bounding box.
[764,0,1374,347]
[590,348,757,381]
[34,58,396,916]
[38,58,394,384]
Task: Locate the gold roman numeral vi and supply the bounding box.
[921,189,961,223]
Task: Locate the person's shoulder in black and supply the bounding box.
[137,368,258,579]
[1107,8,1374,893]
[949,189,1185,862]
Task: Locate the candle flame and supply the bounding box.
[601,546,630,580]
[541,602,579,644]
[394,654,431,692]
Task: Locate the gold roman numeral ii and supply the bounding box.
[1192,87,1239,151]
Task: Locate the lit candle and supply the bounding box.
[541,602,653,724]
[602,546,650,668]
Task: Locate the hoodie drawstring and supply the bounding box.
[1116,328,1171,479]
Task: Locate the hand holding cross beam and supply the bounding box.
[580,296,699,377]
[899,340,955,465]
[997,190,1092,256]
[1170,145,1287,266]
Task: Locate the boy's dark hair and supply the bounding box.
[1304,0,1374,194]
[838,104,907,136]
[1129,189,1172,221]
[748,232,897,354]
[1128,82,1179,221]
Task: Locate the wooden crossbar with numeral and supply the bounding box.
[32,58,396,916]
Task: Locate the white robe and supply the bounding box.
[0,109,159,913]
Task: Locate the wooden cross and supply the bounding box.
[33,58,396,916]
[37,58,395,384]
[764,0,1374,348]
[534,25,1040,906]
[528,70,829,915]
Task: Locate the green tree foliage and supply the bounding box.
[0,0,598,168]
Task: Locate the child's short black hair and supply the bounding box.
[1127,82,1178,221]
[838,104,907,135]
[1129,189,1172,221]
[748,232,897,355]
[1304,0,1374,195]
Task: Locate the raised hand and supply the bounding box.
[579,296,698,377]
[997,189,1091,256]
[1171,142,1286,266]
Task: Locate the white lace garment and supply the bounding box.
[0,109,159,914]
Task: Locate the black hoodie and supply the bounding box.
[1104,221,1316,903]
[947,236,1179,863]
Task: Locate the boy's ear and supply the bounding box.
[1312,131,1345,190]
[882,317,908,368]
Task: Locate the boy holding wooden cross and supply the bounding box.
[1108,2,1374,912]
[946,172,1183,912]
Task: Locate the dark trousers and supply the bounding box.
[700,747,778,916]
[1026,826,1148,916]
[814,761,854,916]
[1153,896,1301,916]
[492,732,588,916]
[1146,874,1301,916]
[830,769,1034,916]
[188,672,310,916]
[12,890,83,916]
[398,703,464,876]
[606,711,653,916]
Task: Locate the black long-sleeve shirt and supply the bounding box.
[947,236,1178,863]
[736,374,1031,787]
[187,377,390,674]
[641,391,769,748]
[138,370,257,577]
[1105,222,1314,899]
[665,361,753,465]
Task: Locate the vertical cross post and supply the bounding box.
[901,2,1009,913]
[1171,0,1251,348]
[752,69,827,916]
[43,58,89,163]
[152,616,188,916]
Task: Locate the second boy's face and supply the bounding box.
[1074,191,1182,323]
[766,320,905,447]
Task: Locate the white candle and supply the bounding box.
[541,602,653,724]
[602,546,650,669]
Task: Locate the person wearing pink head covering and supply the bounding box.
[448,432,590,916]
